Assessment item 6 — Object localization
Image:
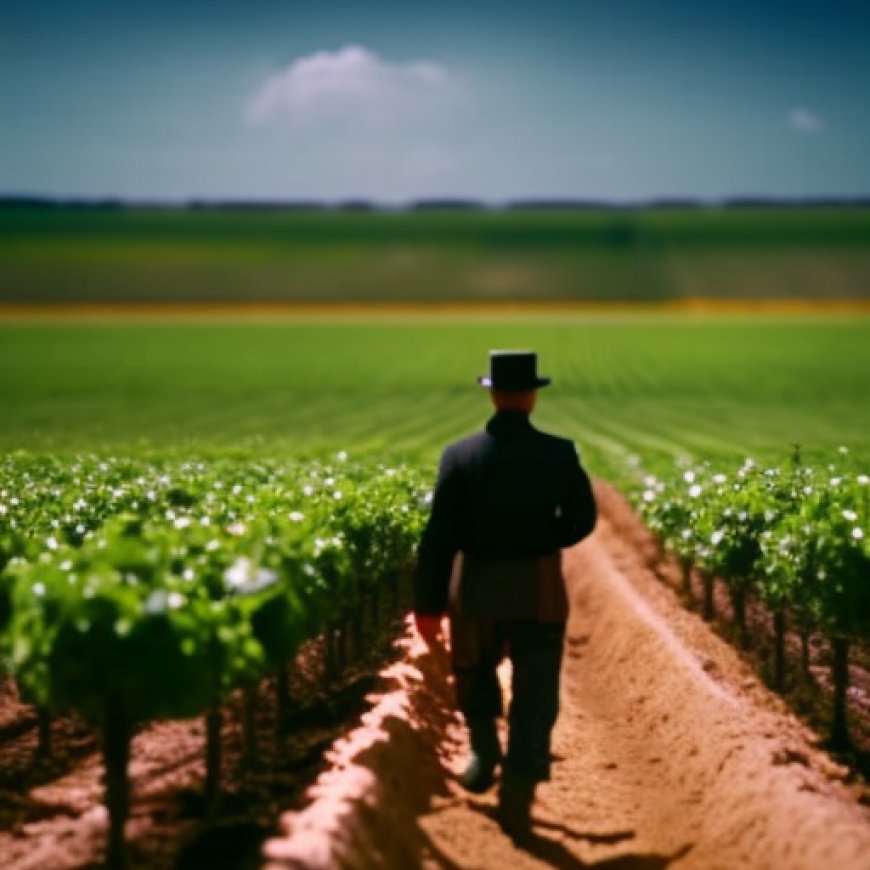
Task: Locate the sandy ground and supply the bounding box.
[264,484,870,870]
[0,640,391,870]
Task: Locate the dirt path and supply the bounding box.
[264,485,870,870]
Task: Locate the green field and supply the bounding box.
[2,207,870,302]
[1,315,867,474]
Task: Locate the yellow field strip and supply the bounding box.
[0,298,869,322]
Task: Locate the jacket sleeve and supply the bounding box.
[414,447,462,616]
[556,443,597,549]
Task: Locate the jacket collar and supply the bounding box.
[486,410,535,439]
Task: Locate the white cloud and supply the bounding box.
[788,107,824,134]
[245,45,456,128]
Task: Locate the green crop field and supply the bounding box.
[0,314,867,474]
[2,206,870,302]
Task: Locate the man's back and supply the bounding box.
[415,409,596,614]
[442,410,595,559]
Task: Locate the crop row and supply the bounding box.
[0,453,429,868]
[625,447,869,747]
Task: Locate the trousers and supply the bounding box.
[450,617,566,782]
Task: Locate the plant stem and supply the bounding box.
[336,619,348,672]
[351,608,364,659]
[205,704,222,817]
[830,636,851,750]
[275,662,291,740]
[799,628,811,679]
[773,607,787,689]
[103,701,132,870]
[36,707,52,759]
[681,559,693,602]
[242,683,258,767]
[730,583,748,646]
[702,572,715,621]
[324,625,337,685]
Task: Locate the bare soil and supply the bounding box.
[0,636,397,870]
[264,482,870,869]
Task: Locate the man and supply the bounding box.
[414,349,597,835]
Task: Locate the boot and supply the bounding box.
[459,718,502,793]
[496,774,535,839]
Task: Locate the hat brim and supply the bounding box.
[477,376,551,389]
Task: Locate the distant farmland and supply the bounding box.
[1,206,869,303]
[0,315,867,469]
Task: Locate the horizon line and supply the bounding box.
[3,194,870,212]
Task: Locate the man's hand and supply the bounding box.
[414,612,445,650]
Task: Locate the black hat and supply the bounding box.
[477,350,551,390]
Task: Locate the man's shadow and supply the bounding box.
[426,801,692,870]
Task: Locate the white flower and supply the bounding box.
[303,485,314,496]
[683,471,695,484]
[830,477,842,487]
[857,475,869,486]
[168,592,185,609]
[227,521,247,536]
[713,474,727,484]
[688,484,702,498]
[289,511,305,522]
[33,582,46,597]
[333,490,343,500]
[174,516,192,530]
[842,509,858,522]
[853,528,865,540]
[643,490,656,503]
[336,450,348,462]
[46,536,59,551]
[711,529,725,546]
[224,557,252,589]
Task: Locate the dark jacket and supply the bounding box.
[414,410,597,617]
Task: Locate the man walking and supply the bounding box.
[414,349,597,835]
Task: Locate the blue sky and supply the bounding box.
[2,0,869,202]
